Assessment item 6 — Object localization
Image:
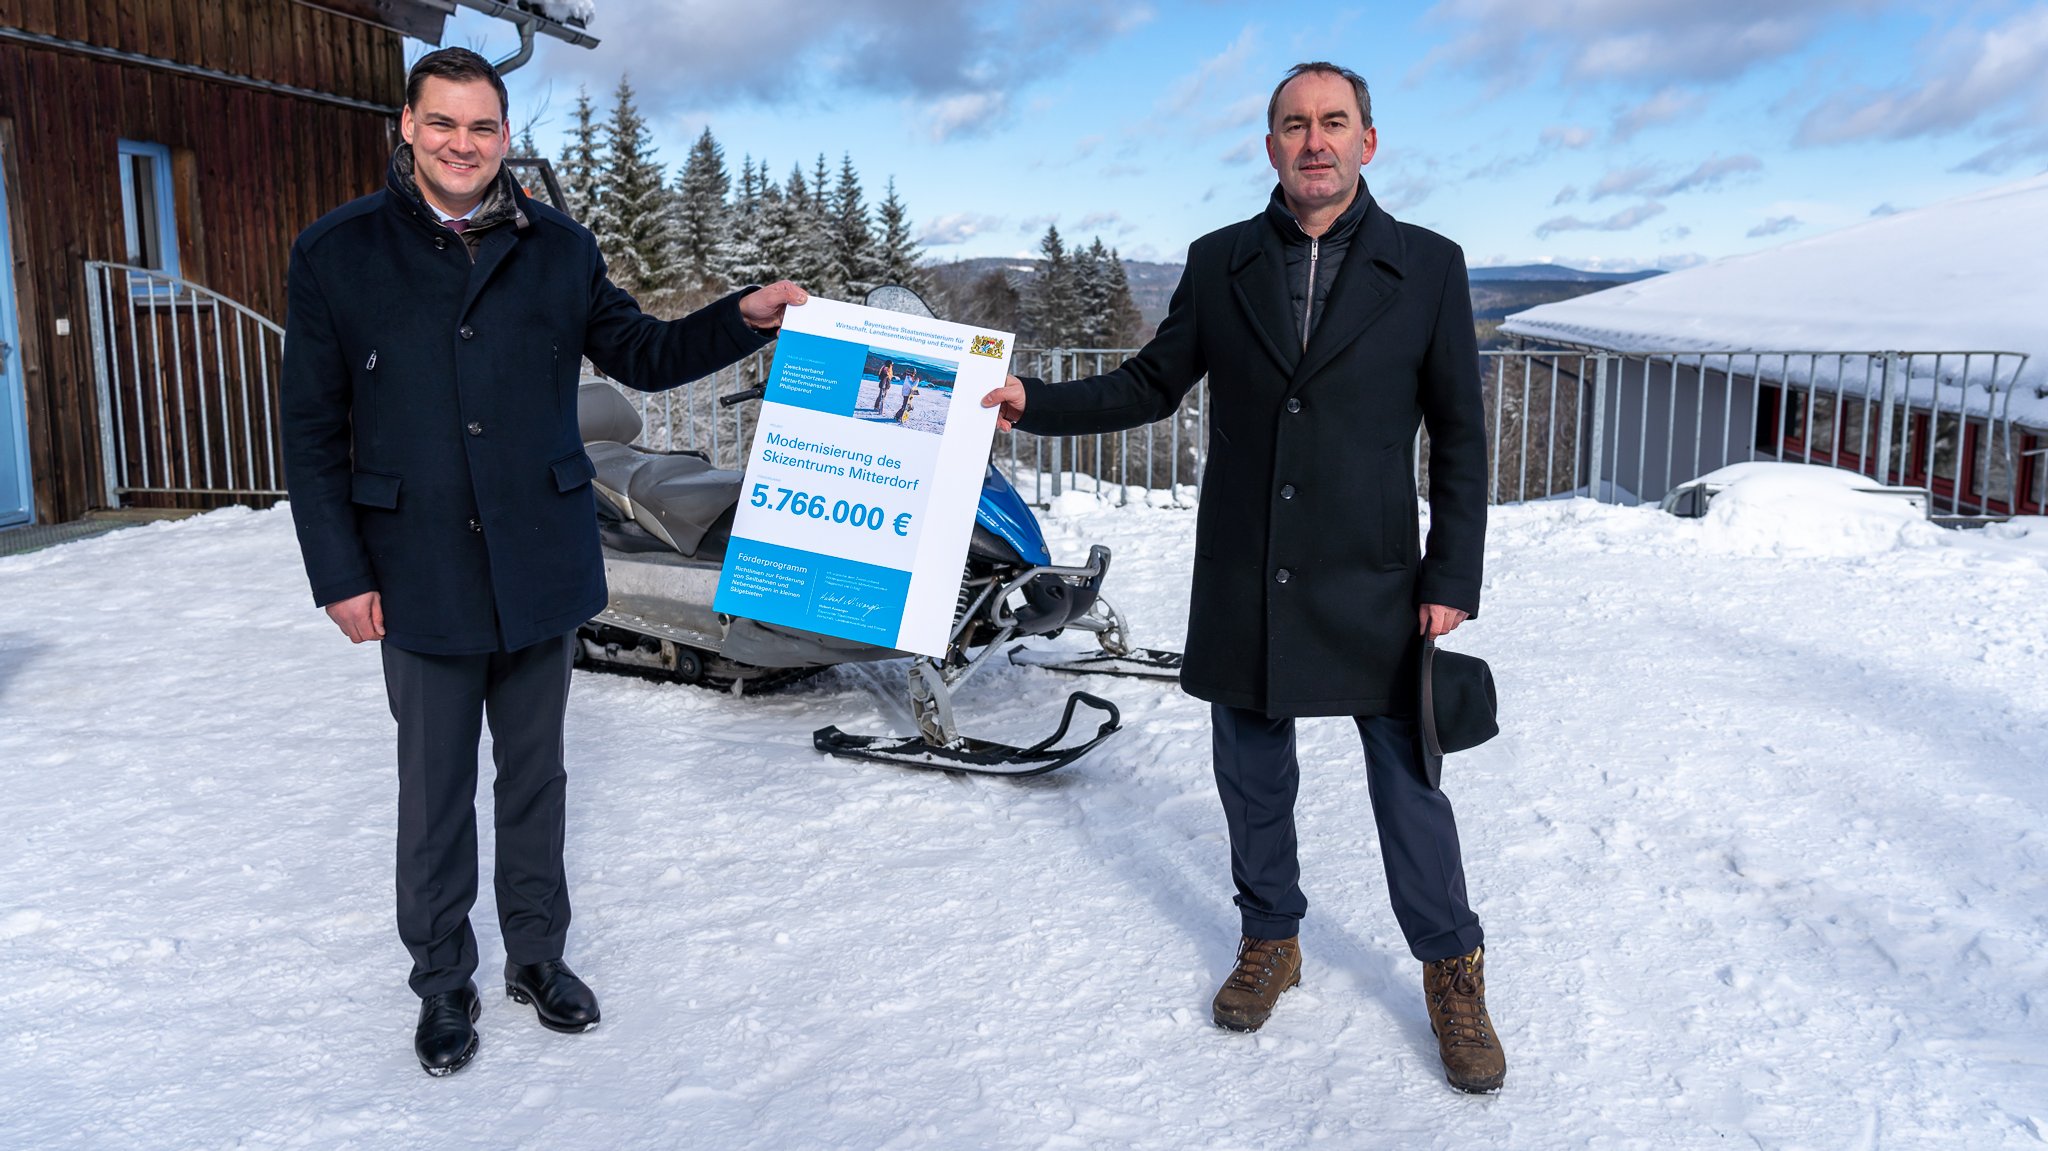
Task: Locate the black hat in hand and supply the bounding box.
[1417,633,1499,789]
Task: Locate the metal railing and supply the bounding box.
[89,284,2035,519]
[608,344,2041,515]
[85,262,287,506]
[1482,347,2036,514]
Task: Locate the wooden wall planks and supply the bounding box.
[0,0,402,520]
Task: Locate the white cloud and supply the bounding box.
[1540,124,1596,149]
[1746,215,1802,238]
[1221,137,1265,165]
[1612,87,1704,141]
[1553,185,1579,205]
[1161,26,1261,116]
[1535,201,1667,238]
[1796,7,2048,170]
[918,213,1007,246]
[1655,153,1763,194]
[1421,0,1882,88]
[1377,172,1438,213]
[1588,164,1660,201]
[529,0,1145,138]
[924,90,1009,141]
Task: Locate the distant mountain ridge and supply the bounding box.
[922,255,1662,346]
[1468,264,1664,284]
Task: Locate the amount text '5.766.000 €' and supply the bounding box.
[750,484,912,536]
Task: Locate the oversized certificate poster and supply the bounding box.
[712,298,1012,658]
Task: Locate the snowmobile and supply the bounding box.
[571,286,1181,777]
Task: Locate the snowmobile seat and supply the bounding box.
[585,440,648,520]
[578,382,645,445]
[626,454,746,557]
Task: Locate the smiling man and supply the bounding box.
[982,63,1503,1093]
[282,48,805,1077]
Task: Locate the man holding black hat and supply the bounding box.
[981,61,1503,1093]
[282,47,805,1076]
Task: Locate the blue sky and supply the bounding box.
[422,1,2048,271]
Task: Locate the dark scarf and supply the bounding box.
[390,143,528,249]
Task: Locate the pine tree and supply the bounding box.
[674,126,732,305]
[1103,248,1144,346]
[798,154,841,297]
[1073,238,1114,346]
[871,177,929,297]
[957,268,1021,333]
[724,155,774,288]
[554,85,603,226]
[592,76,682,311]
[767,162,835,295]
[1025,225,1078,346]
[830,153,877,299]
[757,163,813,288]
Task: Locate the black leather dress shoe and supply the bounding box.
[505,959,601,1033]
[414,981,481,1077]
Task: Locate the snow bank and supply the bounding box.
[1688,462,1945,558]
[1,494,2044,1148]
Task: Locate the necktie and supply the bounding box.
[445,217,470,234]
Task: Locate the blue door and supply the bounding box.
[0,147,30,527]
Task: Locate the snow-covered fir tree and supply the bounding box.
[801,154,842,298]
[758,163,815,289]
[673,127,732,306]
[830,154,877,299]
[554,85,603,226]
[1024,225,1080,346]
[762,162,836,295]
[1073,238,1114,346]
[871,178,930,297]
[1102,247,1144,346]
[592,76,682,312]
[724,156,777,289]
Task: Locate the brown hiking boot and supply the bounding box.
[1423,945,1507,1093]
[1211,935,1302,1032]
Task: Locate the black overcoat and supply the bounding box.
[1019,191,1488,717]
[282,171,770,654]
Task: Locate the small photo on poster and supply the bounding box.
[852,349,959,435]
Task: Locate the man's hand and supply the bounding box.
[326,590,385,644]
[981,374,1027,431]
[738,281,808,331]
[1418,603,1468,639]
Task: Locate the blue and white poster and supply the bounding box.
[712,298,1014,657]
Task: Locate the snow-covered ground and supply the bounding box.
[2,480,2045,1149]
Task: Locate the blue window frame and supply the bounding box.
[116,140,180,288]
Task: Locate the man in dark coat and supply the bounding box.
[983,62,1505,1093]
[281,48,806,1077]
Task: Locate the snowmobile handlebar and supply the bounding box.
[718,385,767,408]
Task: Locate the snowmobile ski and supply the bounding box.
[813,691,1122,778]
[1008,646,1184,679]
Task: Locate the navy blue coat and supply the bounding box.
[282,169,770,654]
[1018,191,1488,717]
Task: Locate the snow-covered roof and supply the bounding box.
[1502,173,2048,428]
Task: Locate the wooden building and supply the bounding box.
[0,0,592,526]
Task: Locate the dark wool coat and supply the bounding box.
[1019,189,1488,717]
[282,163,770,654]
